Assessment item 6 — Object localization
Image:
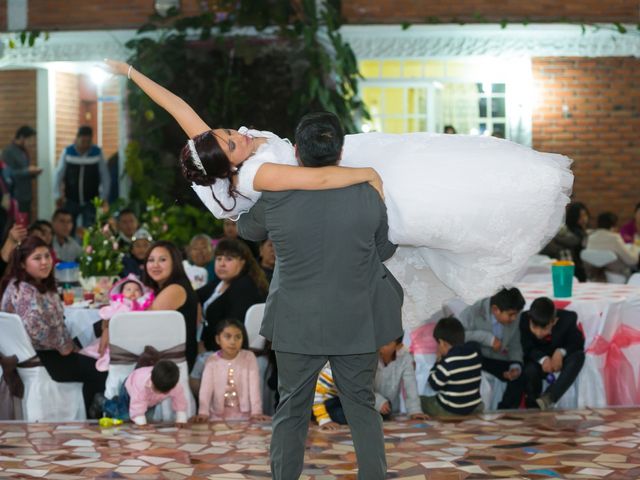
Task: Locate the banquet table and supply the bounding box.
[64,306,102,347]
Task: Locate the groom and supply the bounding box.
[238,112,403,480]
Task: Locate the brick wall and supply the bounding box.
[55,71,81,164]
[0,69,37,218]
[532,57,640,224]
[27,0,204,30]
[343,0,639,24]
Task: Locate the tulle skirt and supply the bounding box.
[341,132,573,328]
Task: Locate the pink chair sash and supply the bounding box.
[587,324,640,405]
[409,322,437,355]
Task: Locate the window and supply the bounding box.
[358,59,509,138]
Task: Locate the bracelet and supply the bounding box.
[127,65,133,80]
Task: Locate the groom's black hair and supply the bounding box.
[295,112,344,167]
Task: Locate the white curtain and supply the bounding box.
[437,83,480,135]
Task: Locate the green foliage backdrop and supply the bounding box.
[124,0,367,214]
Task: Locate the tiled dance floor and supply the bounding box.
[1,408,640,479]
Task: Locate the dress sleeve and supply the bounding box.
[191,180,257,220]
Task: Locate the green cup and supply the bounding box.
[551,263,575,298]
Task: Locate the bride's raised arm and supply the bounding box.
[104,59,210,139]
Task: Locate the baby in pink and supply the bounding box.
[81,275,154,370]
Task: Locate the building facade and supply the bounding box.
[0,0,638,222]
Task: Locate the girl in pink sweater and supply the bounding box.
[192,319,269,422]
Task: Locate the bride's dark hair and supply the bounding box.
[179,130,241,212]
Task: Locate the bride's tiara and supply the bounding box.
[188,139,208,175]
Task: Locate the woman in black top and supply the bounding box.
[198,238,268,352]
[142,240,200,371]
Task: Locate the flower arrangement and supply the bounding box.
[79,198,124,277]
[141,195,170,242]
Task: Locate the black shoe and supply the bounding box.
[88,393,106,419]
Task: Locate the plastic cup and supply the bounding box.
[551,261,574,298]
[63,290,75,306]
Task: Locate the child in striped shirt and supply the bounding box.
[421,317,483,416]
[312,363,346,430]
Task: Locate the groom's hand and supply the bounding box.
[367,169,385,200]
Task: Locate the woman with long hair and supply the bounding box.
[197,238,268,353]
[141,240,201,371]
[0,235,107,417]
[105,60,573,326]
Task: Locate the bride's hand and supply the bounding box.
[103,59,130,76]
[368,169,385,201]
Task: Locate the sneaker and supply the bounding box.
[535,393,554,411]
[88,393,106,419]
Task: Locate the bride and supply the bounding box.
[106,60,573,327]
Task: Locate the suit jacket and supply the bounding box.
[197,274,266,351]
[2,143,32,202]
[519,309,584,363]
[237,183,403,355]
[458,297,523,364]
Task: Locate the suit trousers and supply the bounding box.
[480,357,525,409]
[271,351,385,480]
[524,350,585,407]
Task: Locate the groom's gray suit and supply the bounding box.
[238,183,403,480]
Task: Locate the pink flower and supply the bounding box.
[112,242,119,250]
[162,224,168,232]
[102,224,110,234]
[85,246,94,254]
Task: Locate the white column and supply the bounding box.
[36,67,56,220]
[117,76,130,200]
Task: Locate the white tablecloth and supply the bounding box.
[63,307,101,347]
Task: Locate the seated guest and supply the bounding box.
[142,240,200,371]
[51,208,82,262]
[0,223,27,277]
[375,335,427,420]
[197,239,268,353]
[182,260,208,290]
[586,212,639,279]
[222,218,258,258]
[458,287,525,409]
[116,208,139,250]
[421,317,483,416]
[619,202,640,244]
[187,233,216,281]
[28,220,58,263]
[191,319,268,422]
[258,239,275,283]
[121,228,152,278]
[520,297,584,410]
[565,202,590,282]
[0,236,107,417]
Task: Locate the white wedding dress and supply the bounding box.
[193,128,573,328]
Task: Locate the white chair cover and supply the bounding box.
[0,313,85,422]
[627,273,640,286]
[580,249,617,268]
[106,311,196,420]
[244,303,266,350]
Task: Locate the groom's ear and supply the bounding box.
[294,144,302,165]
